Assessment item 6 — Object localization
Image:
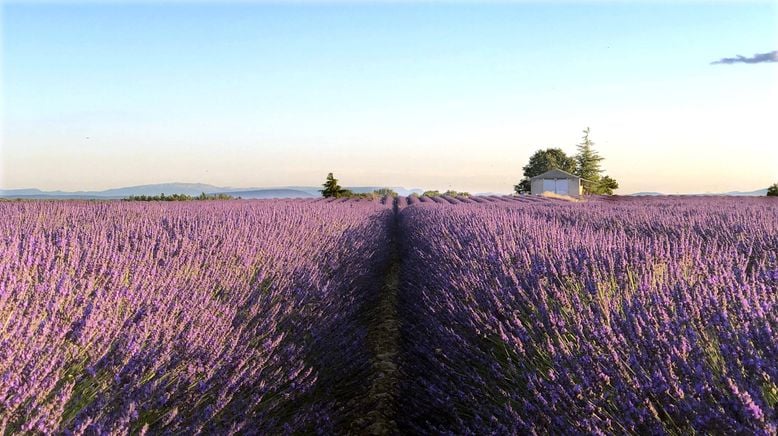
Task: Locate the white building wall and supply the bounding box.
[530,179,544,195]
[531,178,581,196]
[562,179,579,196]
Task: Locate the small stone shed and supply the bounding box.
[530,168,583,196]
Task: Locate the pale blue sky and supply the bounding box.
[2,2,777,194]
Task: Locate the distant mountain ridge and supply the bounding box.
[629,192,664,196]
[720,188,769,196]
[1,183,770,199]
[629,188,768,197]
[0,183,425,199]
[280,186,425,197]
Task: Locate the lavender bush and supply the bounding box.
[0,199,391,433]
[398,196,778,434]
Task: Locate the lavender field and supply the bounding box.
[398,196,778,434]
[1,196,777,434]
[0,200,392,433]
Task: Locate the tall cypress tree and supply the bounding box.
[575,127,604,193]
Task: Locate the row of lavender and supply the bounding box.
[0,200,392,433]
[398,197,778,434]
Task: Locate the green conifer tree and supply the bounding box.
[320,173,348,198]
[575,127,604,193]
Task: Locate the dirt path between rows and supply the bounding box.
[351,200,402,435]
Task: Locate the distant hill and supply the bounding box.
[0,188,48,197]
[0,192,108,200]
[629,188,768,197]
[0,183,232,199]
[0,183,424,199]
[222,189,316,199]
[281,186,425,197]
[630,192,664,196]
[475,191,510,196]
[721,189,768,196]
[96,183,232,197]
[6,183,768,200]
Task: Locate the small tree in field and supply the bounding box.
[373,188,398,197]
[444,190,470,197]
[596,176,619,195]
[320,173,349,198]
[768,183,778,196]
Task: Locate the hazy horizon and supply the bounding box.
[3,2,777,195]
[0,179,772,196]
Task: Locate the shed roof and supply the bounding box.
[530,168,581,180]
